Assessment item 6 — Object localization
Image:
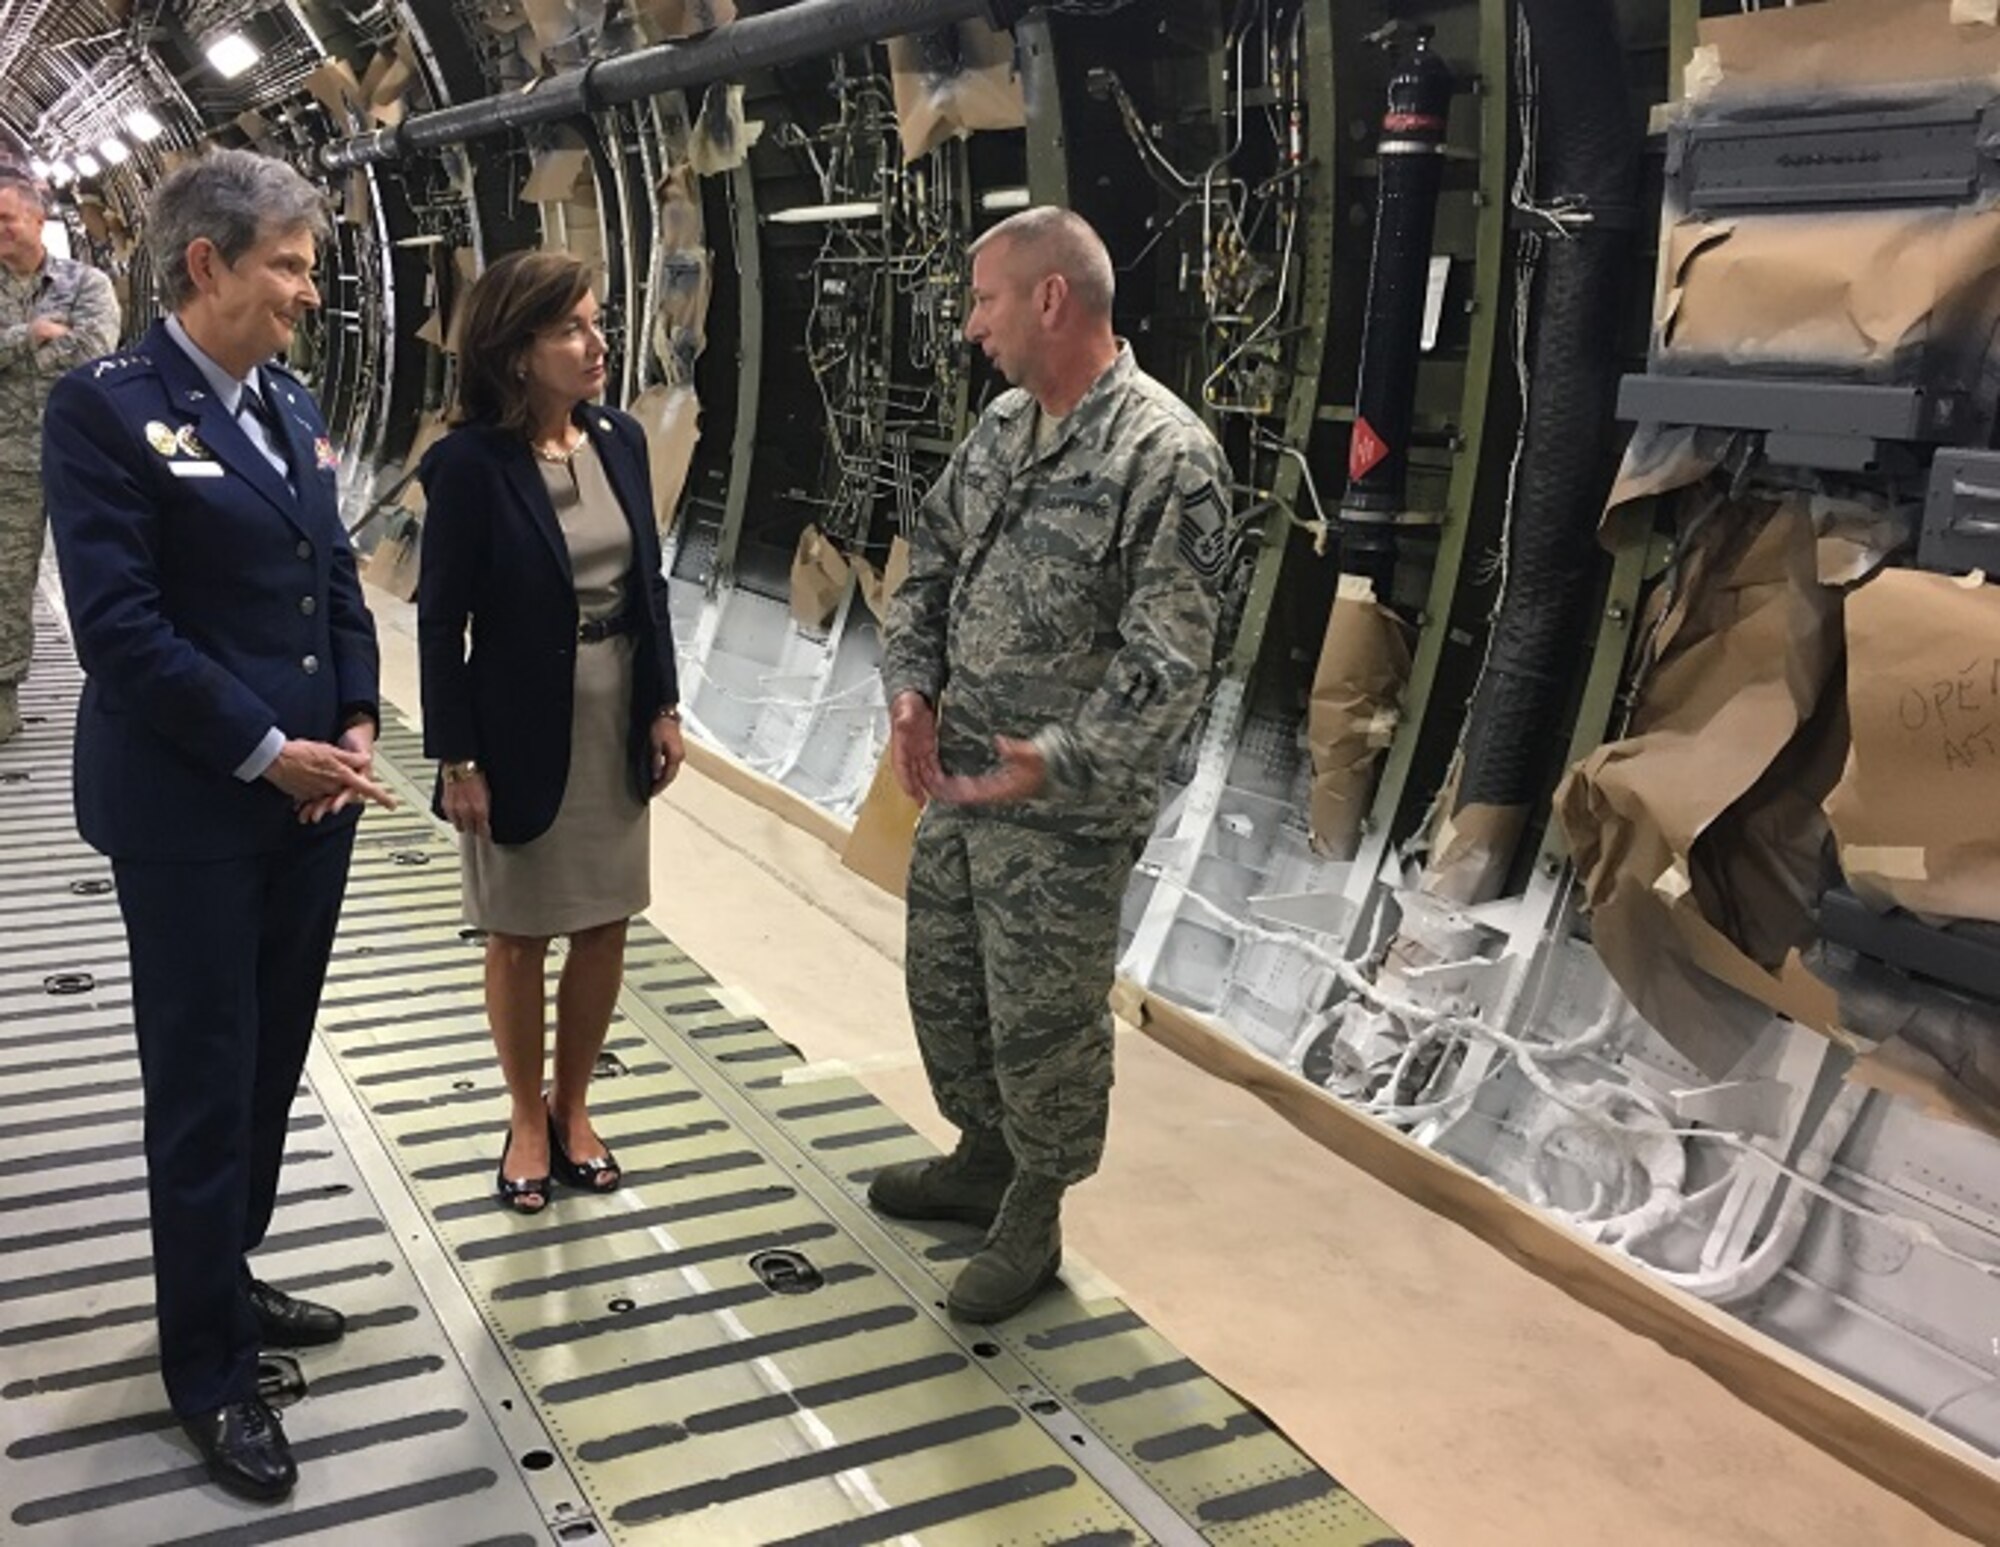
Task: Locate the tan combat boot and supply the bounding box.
[947,1171,1065,1323]
[867,1127,1014,1227]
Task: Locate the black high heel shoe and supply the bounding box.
[547,1106,621,1192]
[495,1130,550,1214]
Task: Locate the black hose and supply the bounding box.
[1452,0,1639,814]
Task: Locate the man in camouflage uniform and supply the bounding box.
[0,172,120,741]
[876,206,1233,1322]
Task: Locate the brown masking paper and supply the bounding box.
[855,537,912,626]
[1692,0,2000,105]
[840,747,924,898]
[1557,494,1846,1073]
[888,22,1025,163]
[632,0,735,40]
[627,385,702,533]
[1825,568,2000,920]
[1659,207,2000,387]
[789,526,850,632]
[522,146,590,204]
[1308,576,1412,860]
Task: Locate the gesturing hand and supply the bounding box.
[934,735,1046,806]
[888,691,942,800]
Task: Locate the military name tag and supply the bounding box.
[168,462,225,479]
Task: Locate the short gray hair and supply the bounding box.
[0,172,45,213]
[148,149,329,307]
[970,206,1115,318]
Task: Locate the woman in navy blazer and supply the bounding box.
[417,251,682,1212]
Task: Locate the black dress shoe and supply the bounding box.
[181,1396,297,1503]
[547,1106,621,1192]
[248,1279,345,1348]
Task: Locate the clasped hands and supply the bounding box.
[265,724,396,823]
[888,690,1045,806]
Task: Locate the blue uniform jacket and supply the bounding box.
[43,321,380,861]
[416,408,678,846]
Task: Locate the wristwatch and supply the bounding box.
[656,706,682,723]
[442,759,480,783]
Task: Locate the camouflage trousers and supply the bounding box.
[904,803,1141,1185]
[0,469,46,686]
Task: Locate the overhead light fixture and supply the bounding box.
[979,188,1032,212]
[767,201,882,226]
[205,32,260,80]
[47,159,72,186]
[125,109,165,142]
[29,158,48,179]
[99,138,130,165]
[74,152,101,178]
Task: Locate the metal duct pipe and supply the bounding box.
[322,0,1004,170]
[1339,27,1453,600]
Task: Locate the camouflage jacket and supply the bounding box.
[883,344,1233,838]
[0,254,121,473]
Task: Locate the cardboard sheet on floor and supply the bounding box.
[1557,493,1846,1073]
[841,748,923,898]
[627,384,701,532]
[888,21,1025,162]
[789,526,850,632]
[1689,0,2000,105]
[1307,576,1412,860]
[1124,983,2000,1547]
[1825,567,2000,921]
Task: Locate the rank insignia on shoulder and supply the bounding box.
[91,354,148,379]
[145,421,178,456]
[314,436,338,471]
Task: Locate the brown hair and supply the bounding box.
[451,250,596,433]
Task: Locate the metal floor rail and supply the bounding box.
[0,597,1407,1547]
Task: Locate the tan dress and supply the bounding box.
[462,441,650,935]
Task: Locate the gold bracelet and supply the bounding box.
[656,706,681,722]
[442,759,480,783]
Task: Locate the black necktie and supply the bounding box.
[239,383,294,485]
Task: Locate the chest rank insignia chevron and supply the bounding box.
[144,421,178,457]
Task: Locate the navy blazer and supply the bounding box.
[416,406,678,845]
[43,322,380,862]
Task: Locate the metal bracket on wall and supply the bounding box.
[1618,375,1962,473]
[1921,448,2000,575]
[1668,95,2000,215]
